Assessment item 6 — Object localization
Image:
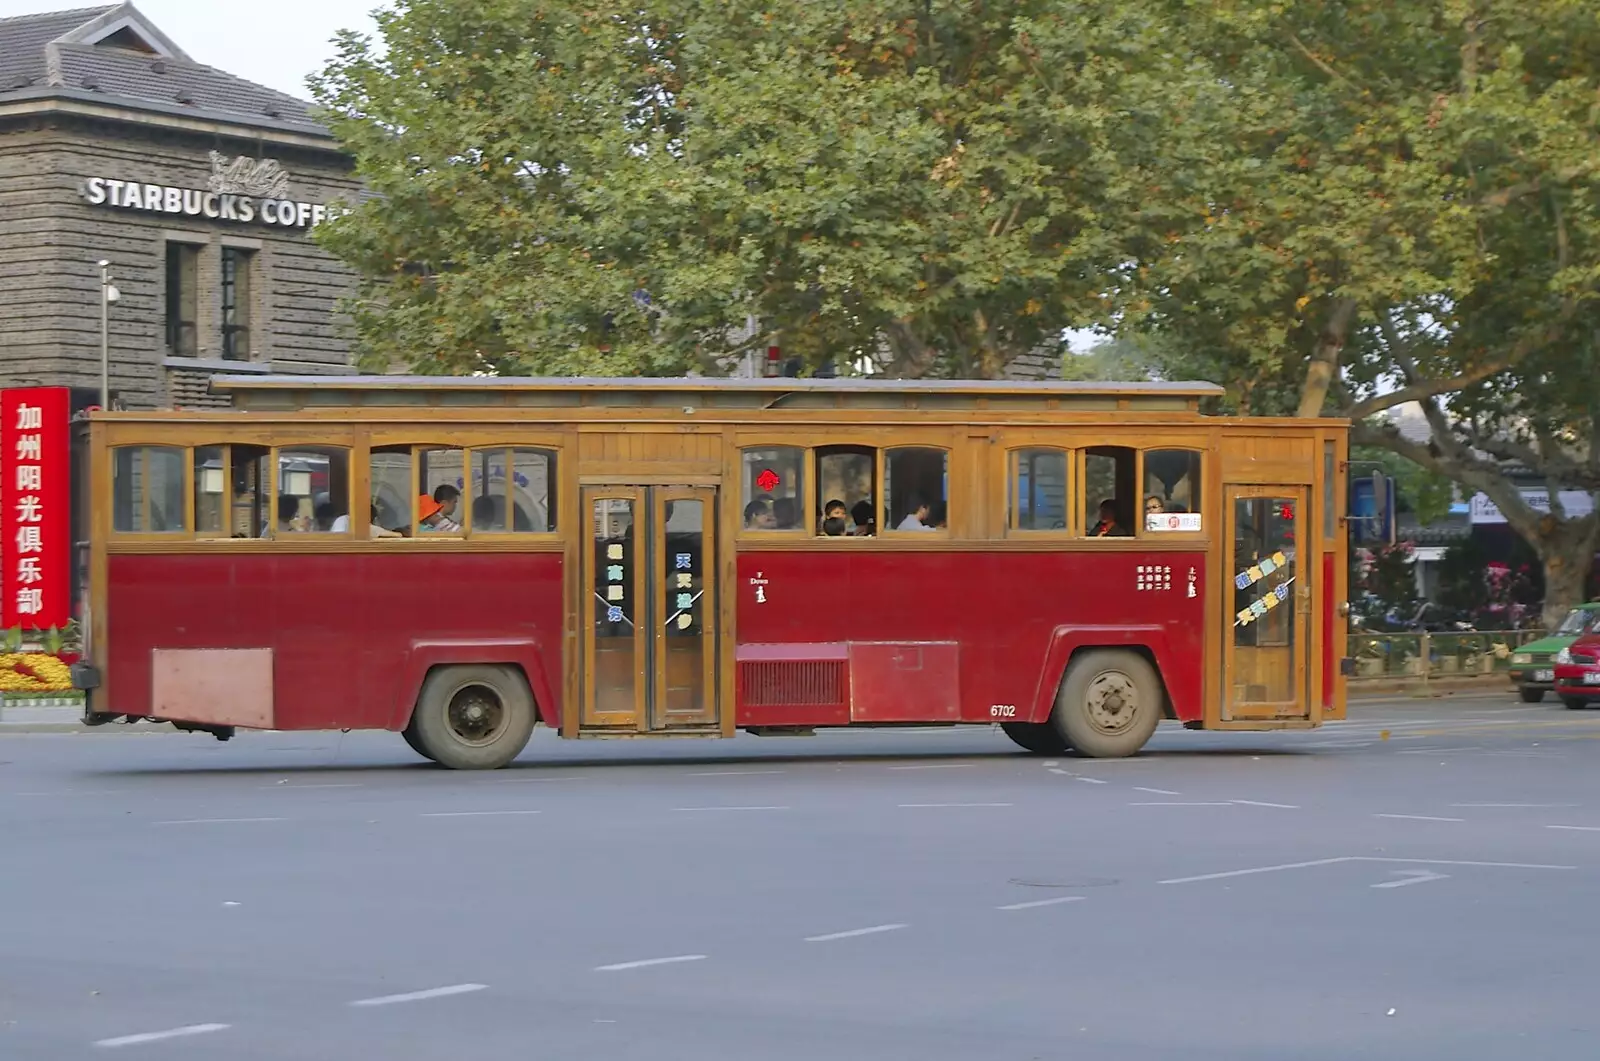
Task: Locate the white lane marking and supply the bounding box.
[259,782,361,790]
[898,802,1012,808]
[1372,870,1449,889]
[95,1024,230,1047]
[1129,801,1234,806]
[1396,747,1481,755]
[349,983,487,1006]
[1134,787,1181,795]
[887,763,973,771]
[489,776,586,784]
[687,770,786,777]
[1232,800,1300,809]
[673,805,789,812]
[1075,776,1109,784]
[1042,760,1060,767]
[805,923,907,942]
[1161,855,1574,885]
[154,817,287,825]
[1362,857,1575,869]
[996,896,1086,911]
[1305,741,1376,749]
[595,954,707,972]
[420,810,542,818]
[1547,825,1600,832]
[1374,814,1464,822]
[1454,802,1578,808]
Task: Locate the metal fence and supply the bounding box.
[1347,629,1550,681]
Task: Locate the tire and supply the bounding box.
[1563,696,1588,711]
[401,725,437,763]
[1001,721,1069,755]
[1519,686,1546,704]
[405,664,537,770]
[1052,649,1164,759]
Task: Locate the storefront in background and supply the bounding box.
[0,3,361,409]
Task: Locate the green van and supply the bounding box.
[1509,603,1600,702]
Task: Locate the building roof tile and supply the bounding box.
[0,3,328,134]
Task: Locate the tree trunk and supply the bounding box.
[1527,515,1600,630]
[1296,297,1358,418]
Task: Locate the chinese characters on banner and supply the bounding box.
[1,388,69,629]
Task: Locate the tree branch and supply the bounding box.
[1285,31,1359,92]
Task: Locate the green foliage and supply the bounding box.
[312,0,1197,377]
[1357,543,1420,618]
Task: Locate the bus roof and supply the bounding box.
[209,374,1225,414]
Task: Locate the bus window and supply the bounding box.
[885,447,948,532]
[816,445,876,536]
[1142,450,1203,533]
[740,447,804,531]
[418,448,466,534]
[195,444,269,538]
[1084,446,1135,537]
[469,447,556,533]
[275,447,351,535]
[1010,448,1069,530]
[370,447,413,536]
[111,445,186,533]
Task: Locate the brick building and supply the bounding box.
[0,3,359,409]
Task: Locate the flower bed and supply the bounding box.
[0,652,74,694]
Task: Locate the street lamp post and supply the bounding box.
[97,260,119,409]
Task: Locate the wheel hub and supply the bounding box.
[447,685,507,746]
[1084,671,1139,734]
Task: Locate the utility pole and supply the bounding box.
[97,260,119,409]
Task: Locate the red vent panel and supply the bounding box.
[738,659,849,710]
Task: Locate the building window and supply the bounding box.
[220,247,254,360]
[164,242,199,355]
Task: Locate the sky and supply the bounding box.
[0,0,384,98]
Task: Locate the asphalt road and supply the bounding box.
[3,692,1599,1060]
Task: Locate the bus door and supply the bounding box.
[580,486,719,733]
[1223,485,1316,723]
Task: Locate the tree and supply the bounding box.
[1114,0,1600,627]
[310,0,1188,378]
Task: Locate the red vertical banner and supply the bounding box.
[1,387,70,630]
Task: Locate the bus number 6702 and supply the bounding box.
[990,705,1017,718]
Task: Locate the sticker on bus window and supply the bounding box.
[1146,513,1202,532]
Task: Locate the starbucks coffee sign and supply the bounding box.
[79,152,331,230]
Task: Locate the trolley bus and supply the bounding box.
[72,375,1350,768]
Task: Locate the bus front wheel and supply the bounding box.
[1053,650,1163,758]
[1000,721,1070,755]
[405,664,537,770]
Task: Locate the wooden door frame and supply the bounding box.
[579,486,648,731]
[1222,484,1316,723]
[650,485,719,730]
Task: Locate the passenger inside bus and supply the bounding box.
[1146,494,1166,516]
[1090,499,1129,537]
[850,500,875,536]
[430,485,462,531]
[744,499,776,529]
[821,498,849,536]
[896,493,936,531]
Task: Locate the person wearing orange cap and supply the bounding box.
[417,493,446,531]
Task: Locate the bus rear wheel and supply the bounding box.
[405,664,537,770]
[1000,721,1069,755]
[1053,650,1163,758]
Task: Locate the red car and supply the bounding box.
[1551,635,1600,708]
